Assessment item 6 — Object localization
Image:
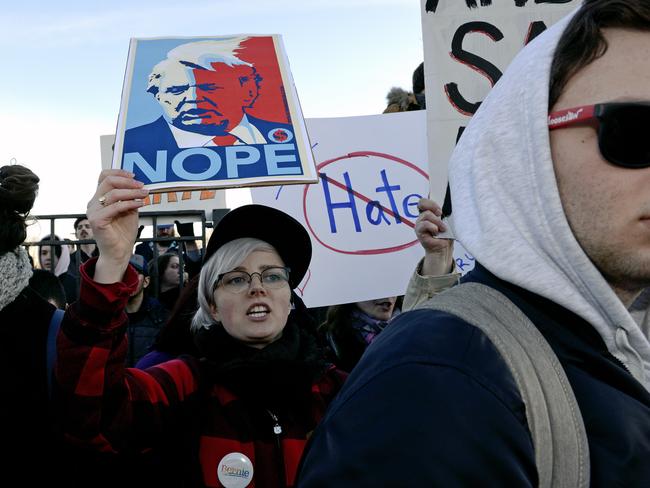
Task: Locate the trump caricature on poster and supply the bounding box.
[112,35,317,192]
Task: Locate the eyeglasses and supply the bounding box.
[548,102,650,169]
[215,267,291,294]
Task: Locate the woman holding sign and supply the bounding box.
[55,169,346,488]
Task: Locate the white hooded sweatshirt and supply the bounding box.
[449,9,650,389]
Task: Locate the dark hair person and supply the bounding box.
[0,164,63,482]
[320,297,400,372]
[135,274,200,369]
[149,251,187,311]
[56,170,346,488]
[37,233,78,304]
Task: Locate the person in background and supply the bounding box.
[149,251,188,312]
[412,61,425,109]
[382,87,418,113]
[135,221,202,278]
[0,164,119,486]
[382,62,425,113]
[38,234,78,305]
[38,234,68,275]
[56,177,346,488]
[135,274,200,369]
[67,215,98,279]
[0,164,57,483]
[134,223,177,259]
[125,254,169,367]
[320,297,400,372]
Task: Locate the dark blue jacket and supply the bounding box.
[125,296,169,367]
[297,264,650,486]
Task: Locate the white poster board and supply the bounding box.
[252,112,474,308]
[421,0,579,202]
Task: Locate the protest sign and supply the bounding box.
[101,134,227,217]
[112,35,317,192]
[252,111,474,308]
[420,0,579,204]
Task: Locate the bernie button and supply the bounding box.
[217,452,254,488]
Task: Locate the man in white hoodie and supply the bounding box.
[297,1,650,486]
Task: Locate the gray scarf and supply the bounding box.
[0,247,33,312]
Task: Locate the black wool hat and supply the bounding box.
[203,204,311,289]
[413,62,425,94]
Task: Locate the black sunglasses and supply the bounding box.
[548,102,650,168]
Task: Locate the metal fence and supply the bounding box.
[24,209,227,298]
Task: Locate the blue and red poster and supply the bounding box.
[112,35,316,192]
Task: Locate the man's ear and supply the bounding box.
[210,302,221,323]
[143,276,151,289]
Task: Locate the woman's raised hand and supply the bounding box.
[87,169,149,283]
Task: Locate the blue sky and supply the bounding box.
[0,0,423,219]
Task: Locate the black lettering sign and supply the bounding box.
[426,0,571,13]
[445,21,503,116]
[525,20,547,44]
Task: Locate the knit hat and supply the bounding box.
[412,62,425,94]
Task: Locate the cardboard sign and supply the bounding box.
[112,35,317,192]
[420,0,579,202]
[252,112,475,308]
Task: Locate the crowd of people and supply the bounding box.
[2,1,650,486]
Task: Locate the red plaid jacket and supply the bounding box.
[56,259,346,487]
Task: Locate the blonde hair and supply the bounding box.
[191,237,276,332]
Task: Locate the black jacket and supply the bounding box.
[0,286,163,487]
[0,286,57,482]
[126,296,169,367]
[297,264,650,486]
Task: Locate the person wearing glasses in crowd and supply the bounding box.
[55,177,346,488]
[298,1,650,486]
